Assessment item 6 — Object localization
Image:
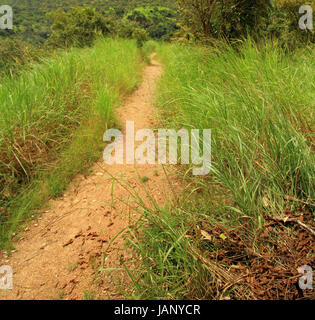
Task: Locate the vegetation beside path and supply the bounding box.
[124,40,314,300]
[0,38,143,249]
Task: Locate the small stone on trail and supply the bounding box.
[63,239,74,247]
[97,238,108,243]
[74,230,83,238]
[87,232,98,238]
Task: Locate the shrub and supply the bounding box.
[47,6,112,48]
[0,38,43,75]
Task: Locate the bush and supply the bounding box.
[123,6,179,41]
[0,38,43,75]
[264,0,314,49]
[177,0,314,48]
[132,28,149,47]
[47,6,112,48]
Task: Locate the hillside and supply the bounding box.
[1,0,177,44]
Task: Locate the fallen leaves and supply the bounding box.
[197,207,314,300]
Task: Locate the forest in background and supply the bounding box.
[0,1,180,74]
[1,0,177,44]
[1,0,314,76]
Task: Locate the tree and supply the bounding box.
[47,6,111,48]
[132,27,149,47]
[178,0,271,40]
[0,38,42,75]
[178,0,219,38]
[124,6,179,40]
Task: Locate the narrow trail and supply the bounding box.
[0,55,179,300]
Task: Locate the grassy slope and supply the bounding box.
[0,38,142,249]
[125,40,314,299]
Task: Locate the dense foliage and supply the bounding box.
[177,0,314,47]
[0,38,43,75]
[0,0,177,45]
[124,6,178,40]
[0,1,178,72]
[47,6,111,48]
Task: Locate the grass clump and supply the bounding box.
[156,40,314,217]
[0,38,143,249]
[125,39,314,300]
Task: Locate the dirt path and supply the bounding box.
[0,55,178,300]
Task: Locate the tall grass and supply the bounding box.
[0,38,142,249]
[125,39,314,299]
[157,40,314,216]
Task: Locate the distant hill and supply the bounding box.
[1,0,177,44]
